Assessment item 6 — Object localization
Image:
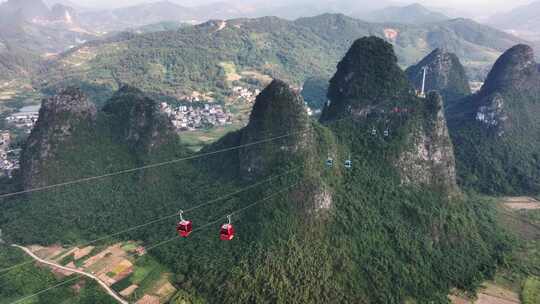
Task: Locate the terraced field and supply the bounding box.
[22,241,176,303]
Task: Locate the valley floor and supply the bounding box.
[12,244,127,304]
[5,241,176,304]
[3,197,539,304]
[451,197,540,304]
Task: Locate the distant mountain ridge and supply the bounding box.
[38,13,525,107]
[55,0,436,32]
[359,3,450,24]
[0,0,50,21]
[0,0,78,24]
[0,0,97,81]
[488,1,540,40]
[78,1,198,32]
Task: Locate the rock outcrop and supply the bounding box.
[205,79,328,212]
[447,44,540,194]
[102,85,177,155]
[481,44,539,94]
[458,44,540,135]
[323,36,458,192]
[20,88,97,188]
[321,36,411,121]
[406,48,471,106]
[239,79,312,180]
[397,92,458,192]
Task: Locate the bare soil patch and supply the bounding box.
[476,293,519,304]
[450,283,520,304]
[120,284,139,297]
[74,246,95,260]
[477,283,520,304]
[449,294,472,304]
[503,197,540,210]
[136,295,160,304]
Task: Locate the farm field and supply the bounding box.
[22,241,175,303]
[450,196,540,304]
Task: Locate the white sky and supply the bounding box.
[52,0,536,10]
[2,0,535,15]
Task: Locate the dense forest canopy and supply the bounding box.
[0,37,517,303]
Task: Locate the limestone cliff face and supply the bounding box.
[20,88,97,188]
[466,44,540,136]
[102,85,177,155]
[324,36,458,193]
[321,36,411,121]
[239,79,313,180]
[406,48,471,106]
[207,79,330,213]
[481,44,539,94]
[397,92,458,192]
[19,86,178,189]
[446,44,540,194]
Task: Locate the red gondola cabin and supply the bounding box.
[176,220,193,238]
[220,223,235,241]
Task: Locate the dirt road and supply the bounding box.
[12,244,129,304]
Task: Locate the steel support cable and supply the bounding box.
[0,167,302,275]
[7,181,300,304]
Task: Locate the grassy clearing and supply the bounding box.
[522,277,540,304]
[219,62,242,82]
[110,255,169,301]
[180,124,244,151]
[121,242,138,252]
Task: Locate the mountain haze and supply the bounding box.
[360,3,450,24]
[488,1,540,40]
[0,0,97,81]
[78,1,198,32]
[0,0,50,21]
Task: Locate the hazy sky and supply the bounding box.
[8,0,534,16]
[54,0,536,12]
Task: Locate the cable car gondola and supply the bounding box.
[344,152,352,169]
[176,210,193,238]
[220,215,235,241]
[384,129,390,137]
[371,127,377,136]
[325,157,334,167]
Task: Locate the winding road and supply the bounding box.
[12,244,129,304]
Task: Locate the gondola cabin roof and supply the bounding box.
[220,224,235,241]
[176,220,193,237]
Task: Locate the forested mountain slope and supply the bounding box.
[37,14,524,106]
[0,37,510,303]
[448,44,540,195]
[406,48,471,107]
[360,3,450,24]
[0,0,97,81]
